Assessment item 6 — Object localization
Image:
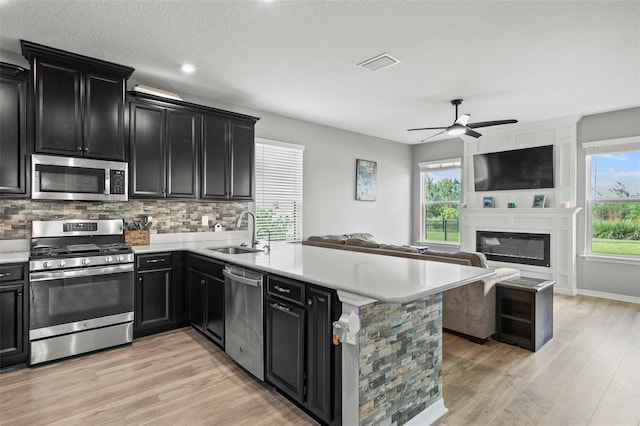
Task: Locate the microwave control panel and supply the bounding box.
[110,170,126,194]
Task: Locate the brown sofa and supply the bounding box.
[303,234,520,342]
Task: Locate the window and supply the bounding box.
[584,139,640,257]
[419,159,461,244]
[255,139,304,242]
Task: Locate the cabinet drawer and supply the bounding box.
[0,263,26,283]
[187,254,224,280]
[137,253,172,271]
[268,276,306,306]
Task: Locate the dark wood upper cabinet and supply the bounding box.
[34,60,81,155]
[166,108,198,198]
[130,102,165,197]
[128,101,198,199]
[201,115,255,200]
[201,114,228,199]
[84,71,126,159]
[229,120,255,200]
[21,40,134,161]
[0,63,29,197]
[128,91,259,200]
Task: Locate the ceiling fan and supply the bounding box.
[408,99,518,141]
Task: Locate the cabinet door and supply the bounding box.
[201,114,228,199]
[204,276,224,346]
[83,71,126,160]
[0,283,26,367]
[136,269,172,331]
[187,268,205,329]
[0,66,28,196]
[166,109,198,198]
[306,288,333,422]
[229,120,254,200]
[34,59,82,155]
[130,102,166,197]
[266,299,306,403]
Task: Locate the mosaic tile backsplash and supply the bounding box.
[0,199,251,240]
[358,294,443,426]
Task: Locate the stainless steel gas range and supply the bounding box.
[29,219,135,365]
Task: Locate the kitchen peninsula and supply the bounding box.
[134,236,495,425]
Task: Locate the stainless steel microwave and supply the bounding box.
[31,154,128,201]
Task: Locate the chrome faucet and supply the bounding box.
[237,211,259,247]
[256,228,271,252]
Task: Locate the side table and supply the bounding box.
[495,276,555,351]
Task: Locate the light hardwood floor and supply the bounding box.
[0,294,638,425]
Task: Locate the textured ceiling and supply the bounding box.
[0,0,638,144]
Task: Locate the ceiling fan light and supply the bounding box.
[447,124,466,136]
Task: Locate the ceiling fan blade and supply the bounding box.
[420,131,446,142]
[454,114,470,126]
[407,126,448,132]
[465,128,482,138]
[467,119,518,129]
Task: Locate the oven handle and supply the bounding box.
[30,264,134,282]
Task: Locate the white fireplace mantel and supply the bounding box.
[460,207,582,295]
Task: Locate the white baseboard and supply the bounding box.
[405,398,448,426]
[577,289,639,304]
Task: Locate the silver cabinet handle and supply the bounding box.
[274,285,291,294]
[0,272,12,277]
[146,258,165,263]
[270,302,290,313]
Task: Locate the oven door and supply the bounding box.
[29,264,134,338]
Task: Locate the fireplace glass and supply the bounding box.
[476,231,550,267]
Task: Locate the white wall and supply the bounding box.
[167,87,413,245]
[576,107,640,301]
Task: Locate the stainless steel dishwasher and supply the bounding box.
[223,265,265,381]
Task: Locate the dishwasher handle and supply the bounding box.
[223,268,262,287]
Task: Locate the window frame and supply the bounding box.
[583,137,640,259]
[418,158,462,245]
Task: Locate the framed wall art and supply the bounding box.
[356,159,377,201]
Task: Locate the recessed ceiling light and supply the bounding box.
[181,63,196,74]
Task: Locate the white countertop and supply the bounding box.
[134,240,495,303]
[0,239,30,265]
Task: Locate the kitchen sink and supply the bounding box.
[207,246,263,254]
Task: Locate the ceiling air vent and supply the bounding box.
[358,53,400,72]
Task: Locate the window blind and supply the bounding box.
[255,139,304,242]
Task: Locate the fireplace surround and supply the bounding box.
[476,231,551,267]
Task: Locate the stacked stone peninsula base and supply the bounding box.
[339,291,448,426]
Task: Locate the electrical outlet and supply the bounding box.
[202,215,209,226]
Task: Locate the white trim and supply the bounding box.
[419,157,461,170]
[581,254,640,266]
[255,137,305,151]
[577,289,640,304]
[404,398,448,426]
[582,135,640,149]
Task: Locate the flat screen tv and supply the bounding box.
[473,145,554,191]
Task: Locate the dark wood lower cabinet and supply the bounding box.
[186,254,225,347]
[0,263,28,369]
[266,298,306,403]
[266,275,342,425]
[306,287,333,420]
[134,253,186,338]
[136,268,172,333]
